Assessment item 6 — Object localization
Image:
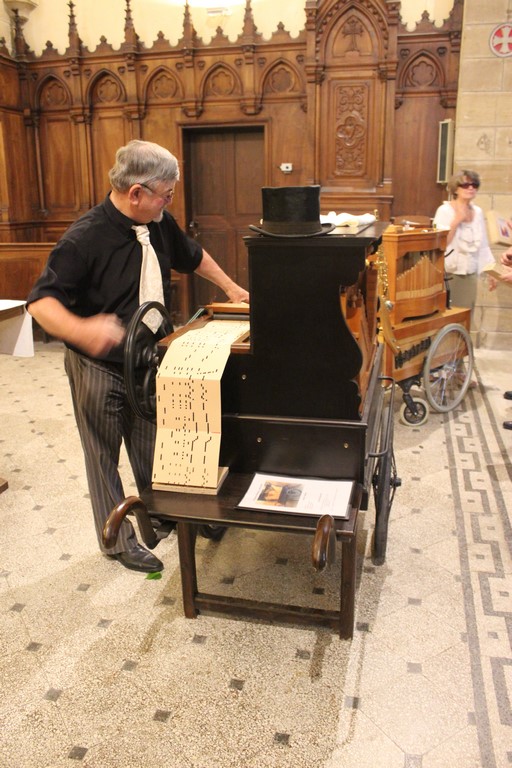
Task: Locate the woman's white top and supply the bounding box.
[433,201,493,275]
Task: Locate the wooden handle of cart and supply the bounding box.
[103,495,158,550]
[312,514,336,571]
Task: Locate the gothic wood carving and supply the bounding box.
[0,0,462,318]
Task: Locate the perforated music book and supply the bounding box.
[152,319,249,492]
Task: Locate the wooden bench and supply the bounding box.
[105,475,362,639]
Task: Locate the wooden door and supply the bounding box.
[392,95,447,219]
[183,126,264,311]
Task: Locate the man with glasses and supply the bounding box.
[27,140,249,573]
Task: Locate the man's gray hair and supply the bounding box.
[109,140,180,191]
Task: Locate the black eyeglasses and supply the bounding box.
[139,183,175,203]
[458,182,480,189]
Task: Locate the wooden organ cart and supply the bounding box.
[104,223,399,639]
[377,224,474,425]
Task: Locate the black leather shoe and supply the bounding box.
[109,544,163,573]
[504,391,512,400]
[503,421,512,430]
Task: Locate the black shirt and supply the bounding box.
[27,194,203,363]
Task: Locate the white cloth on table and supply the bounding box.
[0,300,34,357]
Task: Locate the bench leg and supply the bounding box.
[339,516,358,639]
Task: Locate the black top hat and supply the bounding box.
[249,185,335,238]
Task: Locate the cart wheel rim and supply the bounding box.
[423,323,474,412]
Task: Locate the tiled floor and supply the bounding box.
[0,341,511,768]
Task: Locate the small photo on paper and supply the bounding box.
[486,210,512,246]
[500,219,511,238]
[257,481,303,508]
[238,473,353,517]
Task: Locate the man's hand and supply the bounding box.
[78,314,126,357]
[28,297,125,357]
[487,247,512,288]
[498,269,512,285]
[194,249,249,304]
[501,247,512,268]
[225,285,250,303]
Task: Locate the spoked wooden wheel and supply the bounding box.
[423,323,474,413]
[124,301,173,423]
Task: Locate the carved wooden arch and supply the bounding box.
[36,74,72,111]
[199,61,243,102]
[85,68,127,106]
[260,58,304,98]
[143,66,184,104]
[397,50,446,93]
[314,0,389,63]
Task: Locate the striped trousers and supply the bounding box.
[64,348,156,554]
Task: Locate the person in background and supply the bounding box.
[500,245,512,280]
[433,169,494,315]
[498,245,512,429]
[27,140,249,572]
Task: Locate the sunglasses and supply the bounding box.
[458,182,480,189]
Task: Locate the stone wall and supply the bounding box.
[455,0,512,349]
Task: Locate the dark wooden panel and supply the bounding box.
[39,117,77,210]
[233,130,264,214]
[0,59,20,108]
[392,95,446,217]
[0,243,54,299]
[91,113,127,204]
[185,126,264,309]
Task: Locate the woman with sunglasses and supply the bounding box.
[433,169,493,314]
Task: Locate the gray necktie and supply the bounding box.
[132,224,165,333]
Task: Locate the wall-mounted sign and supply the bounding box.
[489,23,512,57]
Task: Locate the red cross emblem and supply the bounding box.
[490,23,512,57]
